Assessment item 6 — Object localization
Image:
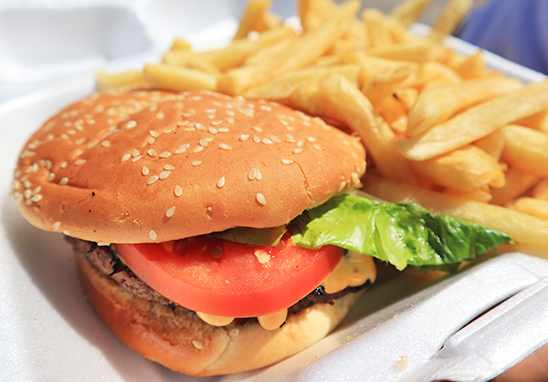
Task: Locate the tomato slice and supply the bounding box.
[115,234,343,317]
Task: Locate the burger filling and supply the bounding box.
[66,237,374,331]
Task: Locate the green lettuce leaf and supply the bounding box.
[291,194,512,271]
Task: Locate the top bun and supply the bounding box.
[12,89,365,244]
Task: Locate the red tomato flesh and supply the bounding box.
[115,234,343,317]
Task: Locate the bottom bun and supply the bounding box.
[74,249,364,377]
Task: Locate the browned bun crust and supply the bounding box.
[12,89,365,244]
[74,245,363,376]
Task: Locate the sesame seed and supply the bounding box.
[205,108,216,114]
[252,126,263,133]
[132,155,143,162]
[149,130,160,138]
[253,136,261,143]
[59,177,69,186]
[46,173,55,182]
[159,171,171,180]
[338,181,347,192]
[60,161,68,169]
[31,194,42,202]
[192,340,203,350]
[270,135,281,143]
[208,127,218,134]
[240,134,250,141]
[314,144,321,150]
[149,230,158,241]
[177,121,189,126]
[147,149,158,157]
[218,127,230,133]
[149,105,158,111]
[32,186,42,195]
[248,168,257,180]
[227,117,235,125]
[351,172,361,185]
[196,123,205,130]
[159,151,171,158]
[24,189,32,199]
[293,148,303,154]
[174,144,190,154]
[217,177,226,188]
[125,120,137,129]
[261,138,273,145]
[194,146,204,153]
[211,120,222,126]
[148,175,159,185]
[148,137,155,145]
[256,193,266,205]
[219,143,231,150]
[192,160,202,166]
[174,185,183,196]
[156,112,164,119]
[281,158,293,165]
[296,140,304,148]
[142,166,149,176]
[256,169,262,180]
[164,164,175,170]
[166,206,176,218]
[121,153,131,162]
[101,140,110,147]
[199,139,209,147]
[53,222,61,230]
[184,127,196,132]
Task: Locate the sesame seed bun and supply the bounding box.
[12,89,366,244]
[74,246,364,377]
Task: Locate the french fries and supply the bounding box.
[94,0,548,253]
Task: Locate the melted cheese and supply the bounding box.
[194,252,376,330]
[258,309,288,331]
[322,252,376,294]
[196,311,234,326]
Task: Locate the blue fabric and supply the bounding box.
[457,0,548,74]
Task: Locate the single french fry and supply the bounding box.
[490,167,539,206]
[443,187,493,203]
[407,77,523,136]
[393,87,418,111]
[389,0,433,27]
[410,145,505,191]
[501,125,548,177]
[96,70,148,90]
[162,49,194,67]
[368,40,436,63]
[378,95,408,133]
[455,50,486,79]
[143,64,217,92]
[473,129,506,160]
[363,176,548,248]
[515,109,548,133]
[298,0,337,31]
[362,8,393,48]
[428,0,473,43]
[244,64,360,101]
[531,179,548,200]
[243,36,296,66]
[319,73,417,185]
[233,0,272,39]
[397,80,548,161]
[514,198,548,220]
[289,83,345,122]
[170,38,192,51]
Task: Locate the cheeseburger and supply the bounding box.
[11,88,510,376]
[11,88,374,376]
